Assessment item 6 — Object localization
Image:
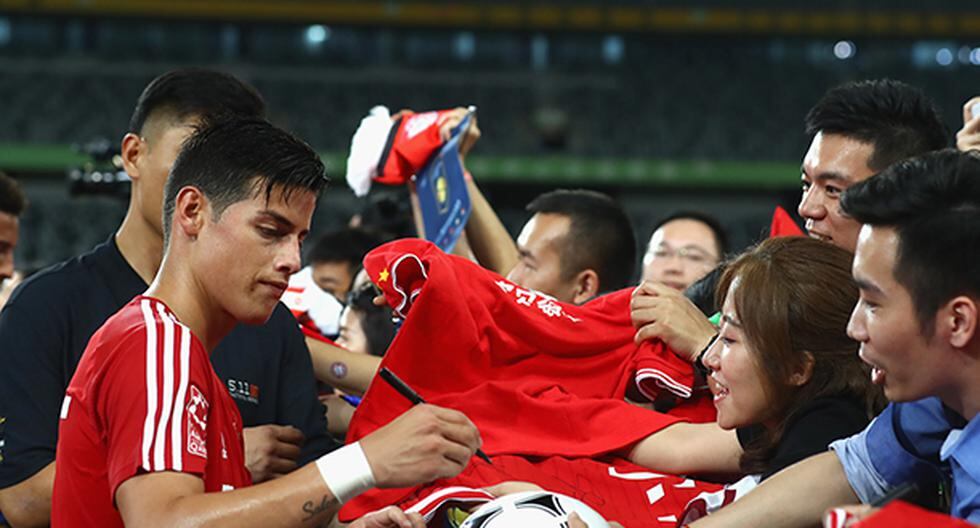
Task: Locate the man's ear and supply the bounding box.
[571,269,600,305]
[789,351,815,387]
[945,296,978,350]
[172,187,207,240]
[120,133,145,181]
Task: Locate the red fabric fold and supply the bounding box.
[769,206,804,238]
[376,109,456,187]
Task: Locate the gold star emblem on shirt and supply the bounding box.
[378,269,390,283]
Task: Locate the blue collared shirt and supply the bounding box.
[831,397,980,522]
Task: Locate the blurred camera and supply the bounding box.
[67,138,130,198]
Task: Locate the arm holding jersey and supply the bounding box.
[627,422,743,475]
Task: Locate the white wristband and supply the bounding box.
[315,442,377,504]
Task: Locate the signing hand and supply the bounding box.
[360,404,482,488]
[631,281,717,361]
[242,424,304,483]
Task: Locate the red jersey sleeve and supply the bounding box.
[633,339,697,400]
[96,299,215,496]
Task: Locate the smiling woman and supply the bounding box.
[628,236,884,520]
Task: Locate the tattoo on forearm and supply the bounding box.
[302,495,331,520]
[330,361,348,379]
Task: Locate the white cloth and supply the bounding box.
[281,266,344,336]
[346,105,394,197]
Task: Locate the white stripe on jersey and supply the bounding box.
[153,303,176,470]
[170,322,191,472]
[139,299,159,471]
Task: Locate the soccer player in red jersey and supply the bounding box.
[52,117,482,528]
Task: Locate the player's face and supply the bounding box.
[642,219,720,291]
[847,225,942,402]
[0,211,19,282]
[703,281,773,430]
[507,213,579,303]
[199,185,316,325]
[798,132,877,253]
[133,119,197,238]
[312,261,354,301]
[336,306,369,355]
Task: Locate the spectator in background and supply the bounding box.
[633,79,949,365]
[500,189,637,305]
[0,172,26,310]
[688,149,980,527]
[0,69,335,527]
[798,79,948,252]
[426,110,636,305]
[307,227,385,302]
[337,283,397,359]
[641,211,727,292]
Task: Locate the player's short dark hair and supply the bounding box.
[527,189,636,293]
[162,117,328,243]
[0,172,27,217]
[307,228,385,268]
[651,211,729,257]
[841,149,980,335]
[805,79,948,172]
[129,68,266,135]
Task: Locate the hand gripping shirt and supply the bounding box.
[52,297,250,527]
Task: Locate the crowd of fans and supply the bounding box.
[0,67,978,528]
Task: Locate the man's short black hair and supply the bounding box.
[651,210,729,257]
[163,117,328,243]
[307,227,386,268]
[0,172,27,217]
[527,189,636,293]
[129,68,266,135]
[805,79,948,172]
[841,149,980,334]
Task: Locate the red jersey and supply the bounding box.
[340,239,718,522]
[52,296,251,527]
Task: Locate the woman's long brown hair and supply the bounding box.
[715,236,885,474]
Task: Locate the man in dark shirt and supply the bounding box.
[0,69,336,527]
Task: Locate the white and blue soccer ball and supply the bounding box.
[460,491,610,528]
